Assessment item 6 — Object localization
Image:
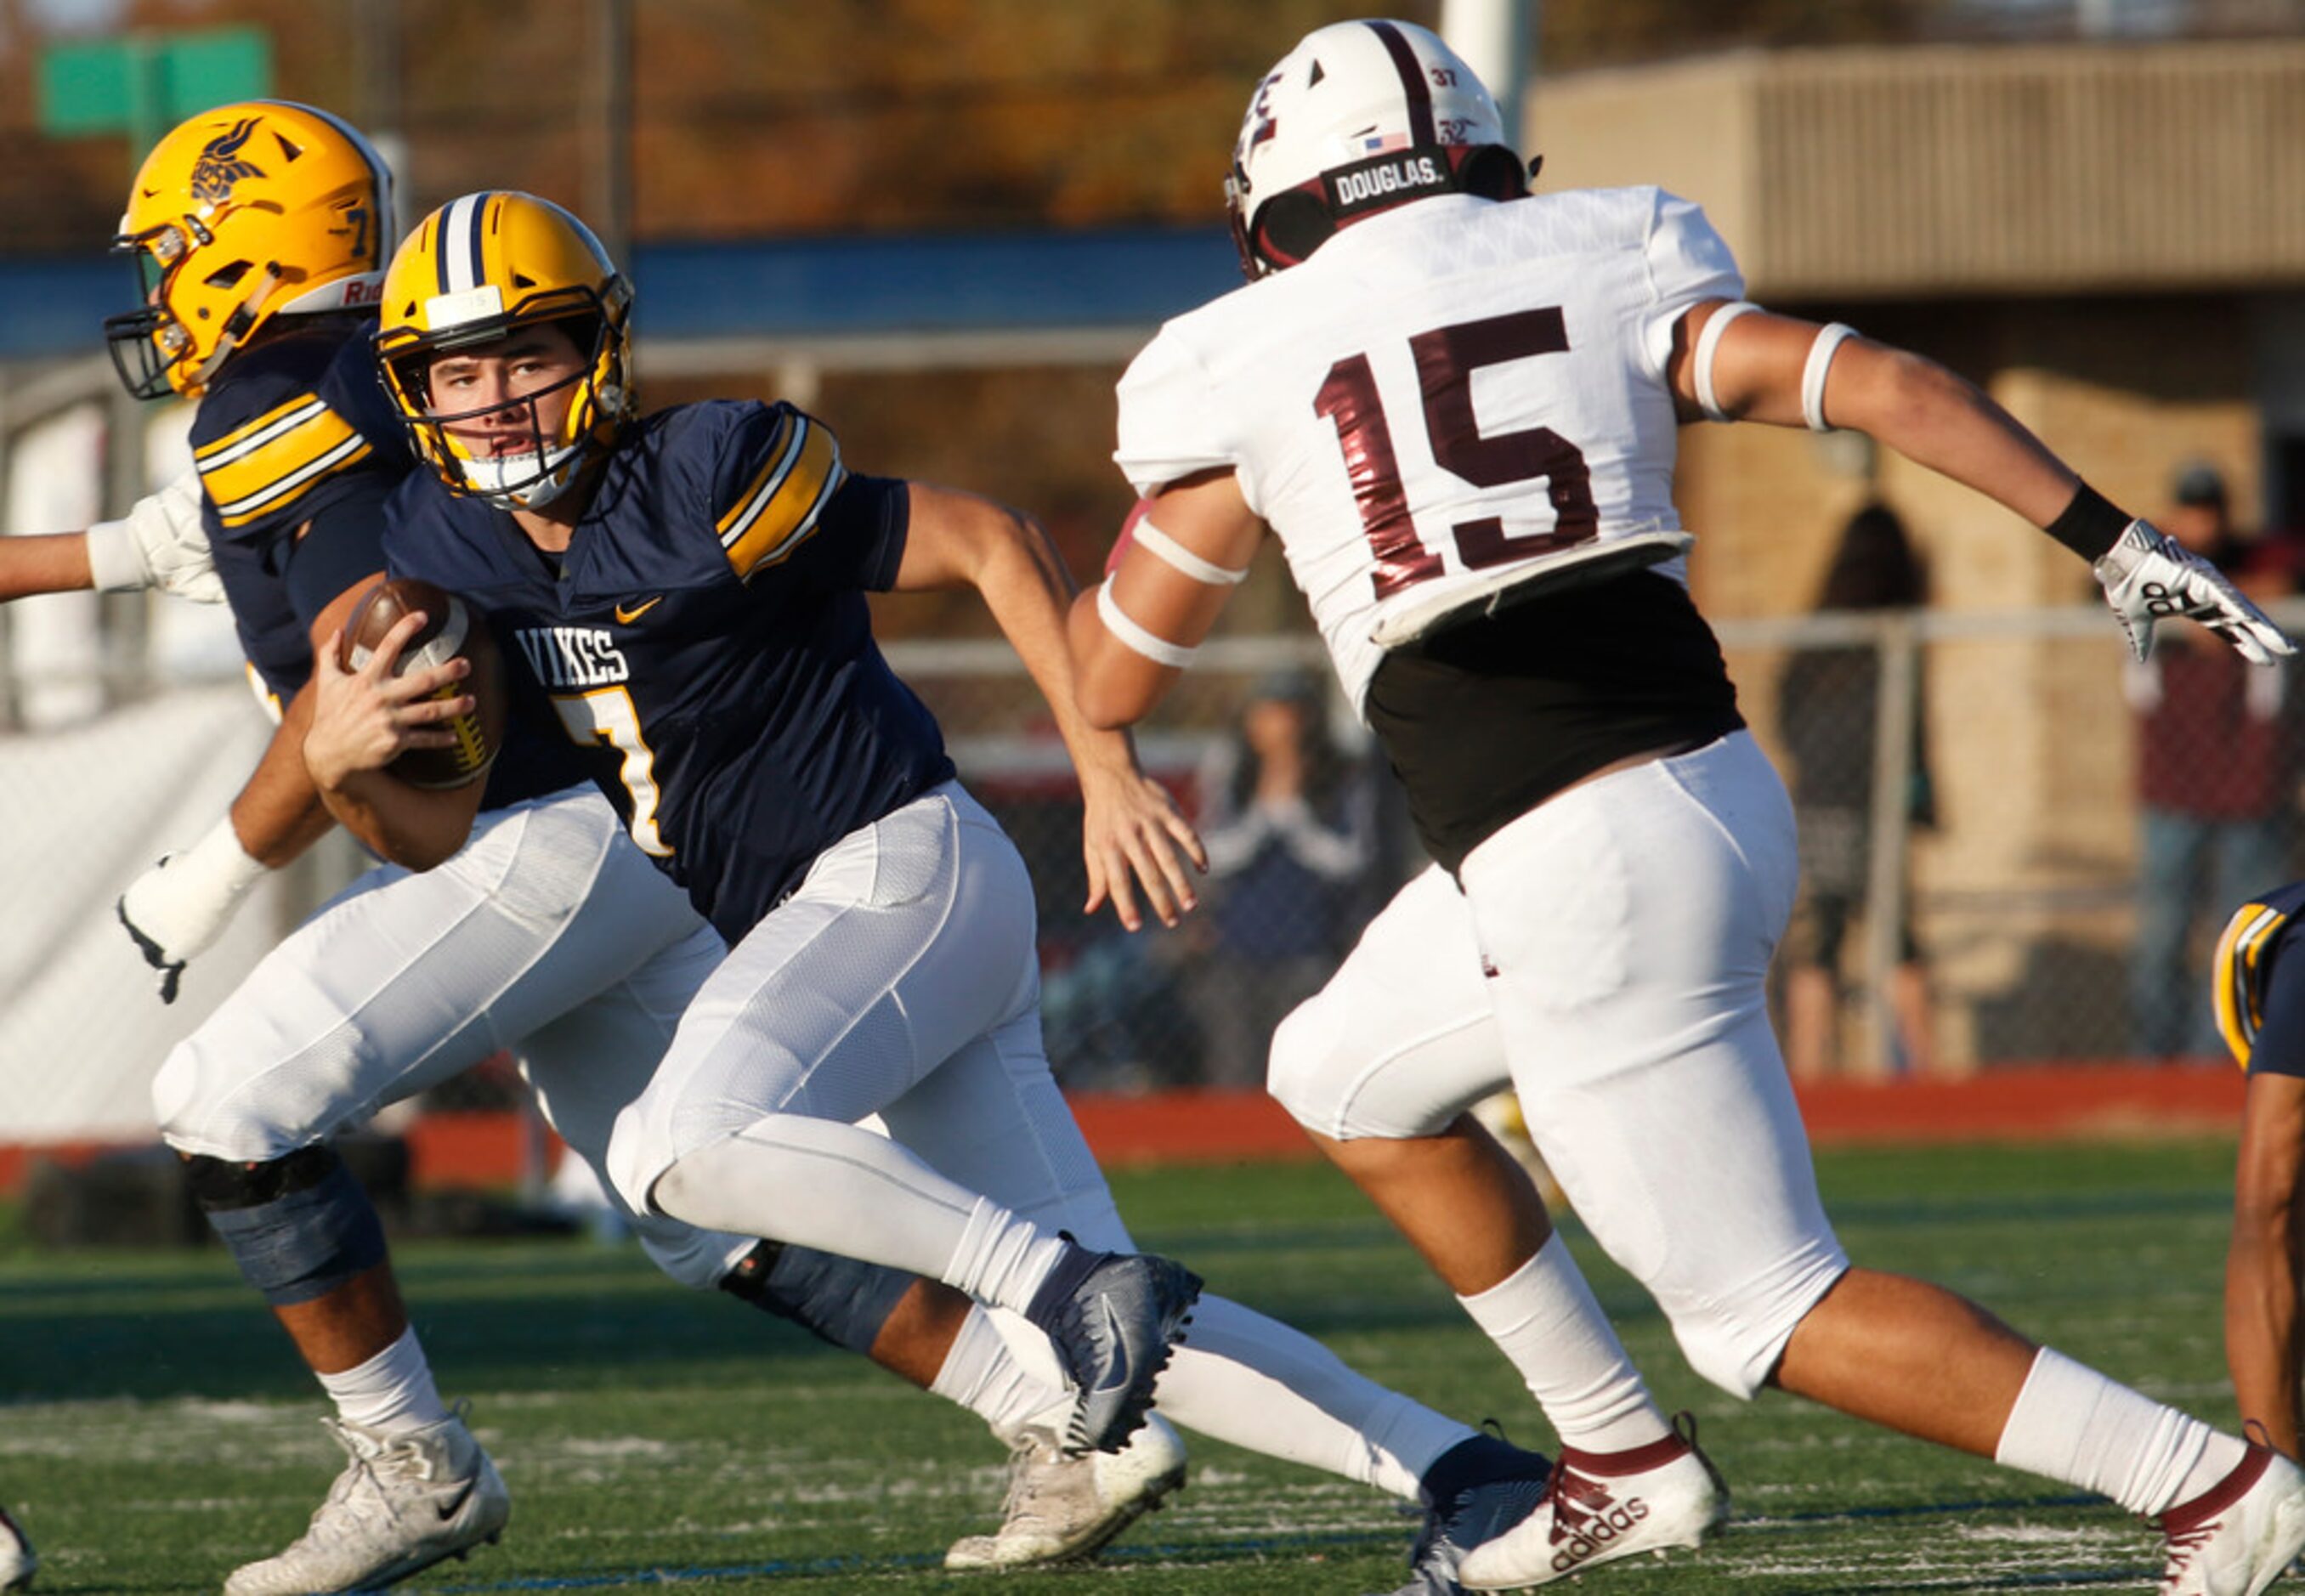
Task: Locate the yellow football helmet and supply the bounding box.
[374,191,636,511]
[105,100,393,399]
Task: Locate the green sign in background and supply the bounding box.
[38,27,274,151]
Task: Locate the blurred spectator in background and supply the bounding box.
[2128,462,2302,1061]
[1187,671,1376,1086]
[1776,502,1938,1078]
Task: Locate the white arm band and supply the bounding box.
[1096,579,1199,669]
[84,468,222,600]
[1802,322,1857,433]
[1133,517,1249,586]
[1691,301,1760,422]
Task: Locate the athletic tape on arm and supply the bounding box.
[1133,516,1250,586]
[1803,323,1858,433]
[1096,579,1198,668]
[1691,302,1761,422]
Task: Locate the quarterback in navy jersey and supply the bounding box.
[1070,20,2305,1593]
[2215,881,2305,1462]
[377,397,954,941]
[320,190,1577,1587]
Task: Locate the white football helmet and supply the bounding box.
[1226,19,1530,280]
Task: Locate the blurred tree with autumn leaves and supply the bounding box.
[0,0,2131,258]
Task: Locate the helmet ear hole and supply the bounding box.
[1252,190,1336,274]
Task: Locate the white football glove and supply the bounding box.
[82,467,223,604]
[116,815,267,1003]
[2092,519,2296,666]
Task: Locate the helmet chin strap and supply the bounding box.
[184,265,282,391]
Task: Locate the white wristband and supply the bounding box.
[1691,301,1760,422]
[1133,517,1250,586]
[1096,580,1198,668]
[82,518,148,591]
[1802,323,1857,432]
[175,813,269,898]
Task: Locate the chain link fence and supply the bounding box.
[7,597,2302,1140]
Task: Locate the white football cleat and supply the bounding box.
[0,1503,34,1592]
[2159,1444,2305,1596]
[944,1411,1187,1570]
[1457,1416,1727,1590]
[224,1406,509,1595]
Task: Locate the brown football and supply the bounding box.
[338,577,506,790]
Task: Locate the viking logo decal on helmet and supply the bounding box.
[190,117,266,206]
[105,100,395,400]
[374,191,637,512]
[1224,20,1531,280]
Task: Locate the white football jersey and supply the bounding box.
[1115,185,1742,709]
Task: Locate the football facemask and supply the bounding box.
[375,192,636,511]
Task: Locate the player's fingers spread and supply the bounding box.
[1121,837,1181,928]
[1098,849,1145,932]
[406,691,477,724]
[1167,810,1211,874]
[386,656,468,704]
[365,609,431,678]
[1147,835,1200,914]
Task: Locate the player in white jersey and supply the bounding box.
[1071,20,2305,1594]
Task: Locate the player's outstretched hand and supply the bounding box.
[2093,519,2296,666]
[1080,767,1207,932]
[304,613,474,790]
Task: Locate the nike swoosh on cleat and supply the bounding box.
[1090,1296,1132,1394]
[614,596,665,624]
[436,1479,478,1522]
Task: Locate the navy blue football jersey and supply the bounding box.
[381,399,955,939]
[190,317,411,704]
[190,317,583,808]
[2214,880,2305,1078]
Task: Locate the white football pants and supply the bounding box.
[1270,732,1849,1397]
[610,779,1474,1497]
[151,785,754,1289]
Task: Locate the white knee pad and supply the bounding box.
[1267,977,1502,1142]
[1267,865,1504,1141]
[1657,1252,1849,1399]
[151,1033,331,1163]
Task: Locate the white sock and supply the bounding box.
[929,1307,1068,1439]
[1458,1233,1669,1454]
[314,1325,449,1436]
[946,1197,1075,1312]
[650,1119,1067,1314]
[1994,1346,2240,1516]
[1151,1293,1473,1501]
